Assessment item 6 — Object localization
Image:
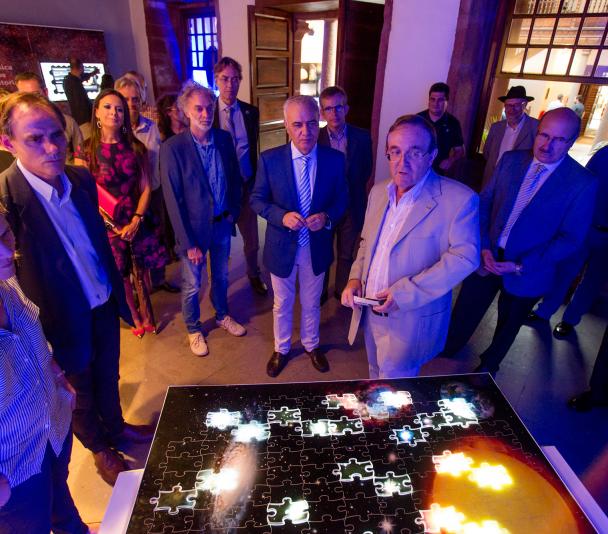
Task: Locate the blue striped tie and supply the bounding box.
[500,162,546,245]
[297,155,311,247]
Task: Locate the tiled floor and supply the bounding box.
[68,231,608,529]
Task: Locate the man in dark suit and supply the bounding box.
[0,92,153,485]
[482,86,539,189]
[161,81,245,358]
[442,107,597,377]
[318,85,373,301]
[251,95,347,377]
[213,57,267,296]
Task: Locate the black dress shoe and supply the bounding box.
[93,448,129,486]
[553,321,574,339]
[567,390,608,412]
[249,276,268,296]
[473,363,497,379]
[267,351,289,377]
[307,348,330,373]
[154,281,180,294]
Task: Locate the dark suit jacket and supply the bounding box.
[160,128,242,256]
[0,163,131,374]
[251,143,348,278]
[213,99,260,183]
[482,114,539,188]
[318,124,373,231]
[480,150,597,297]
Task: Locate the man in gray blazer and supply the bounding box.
[443,108,597,377]
[342,115,479,378]
[161,81,245,357]
[482,86,539,189]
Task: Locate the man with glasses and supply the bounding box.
[213,57,267,296]
[341,115,479,378]
[441,107,597,378]
[482,86,539,189]
[318,86,373,302]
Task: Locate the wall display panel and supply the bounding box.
[0,23,107,93]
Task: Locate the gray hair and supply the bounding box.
[114,76,144,101]
[386,114,437,152]
[283,95,319,120]
[177,80,216,114]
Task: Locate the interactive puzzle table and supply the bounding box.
[126,374,596,533]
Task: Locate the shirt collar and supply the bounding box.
[291,142,317,161]
[17,160,71,205]
[531,156,563,174]
[506,114,526,132]
[218,99,239,114]
[387,170,430,206]
[191,130,215,148]
[328,124,347,141]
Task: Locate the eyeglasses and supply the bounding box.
[386,147,429,162]
[536,132,573,145]
[218,75,240,85]
[504,103,526,110]
[322,104,345,114]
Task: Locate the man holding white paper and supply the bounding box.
[342,115,479,378]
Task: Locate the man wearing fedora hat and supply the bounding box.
[481,86,539,189]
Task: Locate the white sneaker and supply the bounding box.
[216,315,247,337]
[188,332,209,356]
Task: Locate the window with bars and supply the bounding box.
[501,0,608,79]
[187,15,218,89]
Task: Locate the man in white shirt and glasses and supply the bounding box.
[342,114,479,378]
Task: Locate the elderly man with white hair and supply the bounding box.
[160,81,245,357]
[251,95,347,377]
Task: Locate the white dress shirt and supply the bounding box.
[498,157,563,248]
[218,99,253,180]
[497,114,526,163]
[366,174,429,298]
[134,115,162,190]
[18,161,111,308]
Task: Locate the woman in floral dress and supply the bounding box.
[75,89,167,337]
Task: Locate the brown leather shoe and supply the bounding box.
[266,351,289,377]
[113,422,155,445]
[307,348,329,373]
[93,448,129,486]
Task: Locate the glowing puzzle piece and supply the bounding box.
[414,503,466,533]
[299,419,332,437]
[389,425,429,447]
[322,393,360,410]
[414,411,451,430]
[432,450,475,477]
[327,416,364,435]
[205,409,241,430]
[230,420,271,442]
[195,468,239,494]
[438,398,480,428]
[378,390,413,408]
[461,519,511,533]
[373,471,413,496]
[267,497,309,526]
[333,458,375,481]
[149,484,196,515]
[468,463,513,491]
[364,403,391,420]
[267,406,301,426]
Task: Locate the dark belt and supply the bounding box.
[212,210,230,223]
[594,224,608,233]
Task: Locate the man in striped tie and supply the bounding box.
[441,107,597,377]
[251,96,347,377]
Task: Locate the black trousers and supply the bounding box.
[324,211,360,297]
[0,433,87,534]
[590,325,608,401]
[443,272,539,371]
[65,298,124,453]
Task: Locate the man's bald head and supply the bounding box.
[534,107,580,164]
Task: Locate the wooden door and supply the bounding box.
[336,0,384,130]
[248,6,293,152]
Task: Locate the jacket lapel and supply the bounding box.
[522,156,573,215]
[282,143,300,211]
[513,115,531,150]
[186,132,211,193]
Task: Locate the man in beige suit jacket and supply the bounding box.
[342,115,480,378]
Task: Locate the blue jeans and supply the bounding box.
[181,220,231,333]
[0,432,87,534]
